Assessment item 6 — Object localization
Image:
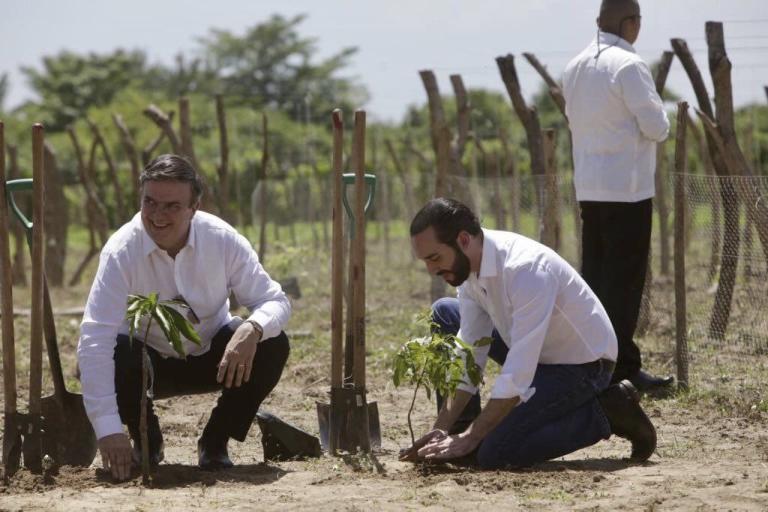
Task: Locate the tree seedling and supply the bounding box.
[125,293,201,484]
[391,312,489,445]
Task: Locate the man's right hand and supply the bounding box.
[98,432,133,481]
[399,429,448,462]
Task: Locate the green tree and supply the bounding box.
[21,49,147,130]
[197,14,367,120]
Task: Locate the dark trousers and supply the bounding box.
[432,298,612,469]
[580,199,652,382]
[114,318,290,448]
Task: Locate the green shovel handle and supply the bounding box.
[5,179,33,246]
[341,173,376,221]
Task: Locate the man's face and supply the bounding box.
[140,180,198,255]
[411,227,471,287]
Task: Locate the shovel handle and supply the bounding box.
[0,121,18,414]
[341,174,376,239]
[28,124,45,417]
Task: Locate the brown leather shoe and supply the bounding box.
[598,380,657,461]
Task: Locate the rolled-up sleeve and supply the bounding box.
[618,61,670,143]
[490,265,558,401]
[77,251,130,440]
[227,233,291,340]
[456,287,494,395]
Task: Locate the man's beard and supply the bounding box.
[438,242,471,286]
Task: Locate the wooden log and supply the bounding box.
[522,52,581,265]
[706,22,768,262]
[112,113,141,210]
[141,110,175,166]
[450,74,471,157]
[143,104,180,153]
[88,118,127,224]
[673,102,689,389]
[496,55,547,237]
[215,95,232,224]
[43,142,68,287]
[541,129,561,251]
[671,37,740,340]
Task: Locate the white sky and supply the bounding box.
[2,0,767,122]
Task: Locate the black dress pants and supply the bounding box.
[579,199,652,383]
[114,318,290,448]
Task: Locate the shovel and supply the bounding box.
[316,110,381,453]
[6,178,97,467]
[1,121,25,476]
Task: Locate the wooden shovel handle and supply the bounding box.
[351,110,367,389]
[28,124,45,415]
[330,110,344,389]
[0,121,18,414]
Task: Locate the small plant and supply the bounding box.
[125,293,201,484]
[391,311,489,445]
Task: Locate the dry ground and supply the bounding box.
[1,228,767,511]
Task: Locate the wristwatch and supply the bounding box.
[244,319,264,342]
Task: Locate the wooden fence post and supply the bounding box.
[112,113,141,210]
[674,102,690,389]
[541,129,561,251]
[43,143,68,287]
[496,54,547,239]
[215,95,233,224]
[258,113,269,264]
[6,144,26,285]
[671,37,739,340]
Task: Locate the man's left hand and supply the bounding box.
[217,322,262,388]
[417,432,480,460]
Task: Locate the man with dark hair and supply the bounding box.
[403,198,656,468]
[562,0,673,391]
[78,154,291,480]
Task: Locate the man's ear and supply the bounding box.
[456,231,471,251]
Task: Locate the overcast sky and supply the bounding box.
[2,0,767,122]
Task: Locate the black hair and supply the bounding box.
[410,198,481,244]
[140,154,204,205]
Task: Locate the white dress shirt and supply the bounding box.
[562,31,670,202]
[456,229,617,401]
[77,211,291,439]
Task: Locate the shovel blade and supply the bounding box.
[41,392,97,467]
[317,387,381,453]
[2,413,24,477]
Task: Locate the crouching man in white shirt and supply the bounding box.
[403,198,655,468]
[78,155,291,480]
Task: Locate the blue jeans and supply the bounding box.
[432,298,613,469]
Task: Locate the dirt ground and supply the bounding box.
[1,234,768,511]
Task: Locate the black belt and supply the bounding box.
[581,358,615,374]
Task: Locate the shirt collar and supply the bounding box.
[139,213,197,257]
[477,228,498,279]
[596,30,636,53]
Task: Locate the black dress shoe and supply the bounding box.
[629,370,675,392]
[598,380,657,461]
[198,436,234,471]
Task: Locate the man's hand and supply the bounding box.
[417,431,481,460]
[399,429,448,462]
[98,432,133,481]
[217,321,261,388]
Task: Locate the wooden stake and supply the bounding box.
[258,113,269,263]
[673,102,689,389]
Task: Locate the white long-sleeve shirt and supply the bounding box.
[562,31,670,202]
[456,229,617,401]
[77,211,291,439]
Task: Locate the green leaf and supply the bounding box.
[162,305,202,346]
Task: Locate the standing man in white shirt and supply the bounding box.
[403,198,656,468]
[562,0,673,392]
[78,154,292,481]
